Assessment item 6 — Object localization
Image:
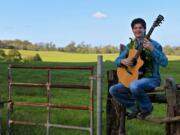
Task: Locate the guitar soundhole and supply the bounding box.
[131,58,137,66]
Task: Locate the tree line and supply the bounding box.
[163,45,180,55]
[0,39,119,54]
[0,39,179,55]
[0,39,56,51]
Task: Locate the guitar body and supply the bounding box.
[117,48,144,88]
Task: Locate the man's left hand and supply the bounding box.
[143,38,154,51]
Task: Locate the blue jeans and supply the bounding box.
[109,78,160,113]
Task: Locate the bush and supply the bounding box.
[23,53,42,62]
[6,49,22,62]
[0,49,6,60]
[33,53,42,61]
[23,56,35,62]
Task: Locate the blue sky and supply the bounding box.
[0,0,180,47]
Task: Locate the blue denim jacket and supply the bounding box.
[115,39,168,79]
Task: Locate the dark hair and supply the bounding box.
[131,18,146,29]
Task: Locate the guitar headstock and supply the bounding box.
[153,14,164,28]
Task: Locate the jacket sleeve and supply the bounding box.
[151,41,168,67]
[115,46,129,67]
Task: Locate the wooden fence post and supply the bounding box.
[165,77,180,135]
[107,70,126,135]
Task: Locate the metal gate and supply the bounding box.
[7,64,95,135]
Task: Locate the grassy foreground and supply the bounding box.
[0,50,180,135]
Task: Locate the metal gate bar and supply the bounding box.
[10,82,90,89]
[7,64,94,135]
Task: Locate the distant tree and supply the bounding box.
[163,45,174,55]
[94,46,101,53]
[45,42,56,51]
[64,41,76,52]
[76,42,92,53]
[174,46,180,55]
[58,47,64,52]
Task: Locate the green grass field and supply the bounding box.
[0,50,180,135]
[4,49,180,62]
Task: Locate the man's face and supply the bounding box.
[132,23,145,38]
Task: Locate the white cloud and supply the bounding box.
[93,11,107,19]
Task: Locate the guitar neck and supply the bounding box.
[146,25,155,40]
[134,25,155,59]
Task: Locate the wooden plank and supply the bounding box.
[137,116,180,124]
[165,77,177,135]
[148,94,167,103]
[176,90,180,134]
[112,98,126,135]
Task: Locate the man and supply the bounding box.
[109,18,168,119]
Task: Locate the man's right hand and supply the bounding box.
[121,58,133,66]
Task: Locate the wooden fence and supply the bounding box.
[106,70,180,135]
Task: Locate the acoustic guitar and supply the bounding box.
[117,15,164,88]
